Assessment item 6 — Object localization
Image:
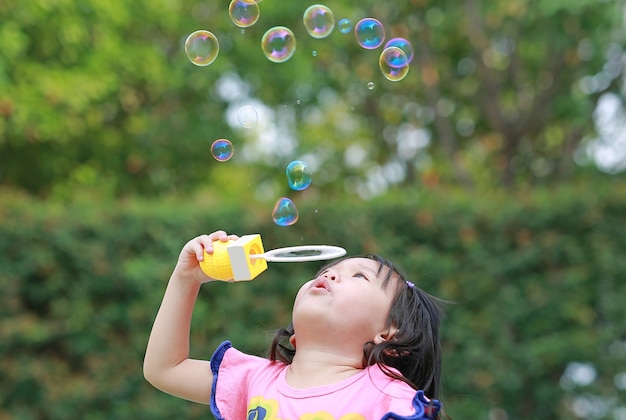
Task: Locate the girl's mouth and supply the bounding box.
[311,278,330,292]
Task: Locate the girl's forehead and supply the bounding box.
[329,257,387,279]
[335,257,380,270]
[319,257,400,290]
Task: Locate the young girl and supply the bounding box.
[144,231,445,419]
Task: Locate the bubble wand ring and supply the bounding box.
[249,245,346,262]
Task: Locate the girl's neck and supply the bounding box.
[285,349,363,389]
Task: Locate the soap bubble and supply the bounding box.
[261,26,296,63]
[272,197,299,226]
[303,4,335,39]
[237,105,258,128]
[379,46,410,81]
[184,30,219,66]
[384,37,414,63]
[211,139,234,162]
[338,18,352,34]
[354,18,385,49]
[286,160,312,190]
[228,0,260,28]
[367,81,376,90]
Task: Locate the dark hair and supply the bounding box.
[269,254,444,402]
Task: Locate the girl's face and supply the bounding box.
[291,257,399,351]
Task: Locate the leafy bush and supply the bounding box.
[1,180,625,418]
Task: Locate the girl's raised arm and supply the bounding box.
[143,231,237,404]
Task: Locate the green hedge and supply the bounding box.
[1,181,626,419]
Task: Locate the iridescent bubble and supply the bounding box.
[367,81,376,90]
[272,197,299,226]
[384,37,414,63]
[237,105,258,128]
[338,18,352,34]
[354,18,385,50]
[379,46,410,81]
[261,26,296,63]
[228,0,260,28]
[211,139,234,162]
[184,30,219,66]
[286,160,312,191]
[303,4,335,39]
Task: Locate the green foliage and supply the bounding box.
[1,180,626,418]
[1,0,625,197]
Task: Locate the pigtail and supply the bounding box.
[269,324,295,364]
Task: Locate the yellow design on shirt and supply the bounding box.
[247,396,280,420]
[246,397,366,420]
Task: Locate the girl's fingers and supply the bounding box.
[196,231,239,259]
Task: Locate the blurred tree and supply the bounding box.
[0,0,624,198]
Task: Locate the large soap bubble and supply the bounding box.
[184,30,219,66]
[354,18,385,50]
[272,197,299,226]
[228,0,260,28]
[379,46,410,81]
[237,105,258,128]
[303,4,335,39]
[384,37,414,63]
[211,139,234,162]
[261,26,296,63]
[286,160,312,190]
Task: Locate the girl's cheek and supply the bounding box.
[293,281,312,302]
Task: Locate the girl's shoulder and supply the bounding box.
[211,341,287,378]
[365,363,413,391]
[364,364,441,419]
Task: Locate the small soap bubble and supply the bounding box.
[367,81,376,90]
[312,50,318,57]
[338,18,352,34]
[228,0,260,28]
[384,37,414,63]
[272,197,299,226]
[303,4,335,39]
[237,105,258,128]
[184,30,219,66]
[379,46,410,81]
[211,139,234,162]
[286,160,312,191]
[261,26,296,63]
[354,18,385,50]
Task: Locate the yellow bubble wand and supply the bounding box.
[200,234,347,281]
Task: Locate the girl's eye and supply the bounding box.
[354,272,368,280]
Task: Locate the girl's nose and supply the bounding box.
[322,270,338,282]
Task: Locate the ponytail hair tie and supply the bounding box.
[406,281,415,289]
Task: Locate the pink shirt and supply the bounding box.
[210,341,440,420]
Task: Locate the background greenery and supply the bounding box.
[2,0,626,418]
[2,182,626,419]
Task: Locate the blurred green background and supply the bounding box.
[1,0,626,418]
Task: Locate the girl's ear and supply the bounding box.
[374,326,399,344]
[289,334,297,348]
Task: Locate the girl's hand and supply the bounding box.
[174,231,239,284]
